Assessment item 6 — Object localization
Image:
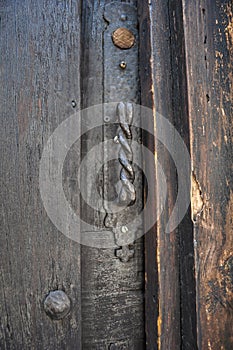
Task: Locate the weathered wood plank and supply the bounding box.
[138,2,159,348]
[80,1,145,348]
[166,1,198,348]
[0,1,82,348]
[139,0,181,348]
[182,0,233,348]
[138,1,197,349]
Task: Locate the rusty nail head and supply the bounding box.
[112,27,135,49]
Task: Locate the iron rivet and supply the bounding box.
[112,27,135,49]
[71,100,77,108]
[104,116,110,122]
[120,14,128,21]
[121,226,128,233]
[44,290,71,320]
[119,61,127,69]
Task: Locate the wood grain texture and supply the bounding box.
[1,0,232,349]
[182,0,233,348]
[138,1,197,349]
[0,0,82,348]
[138,2,158,348]
[166,1,198,348]
[80,1,145,348]
[139,1,181,348]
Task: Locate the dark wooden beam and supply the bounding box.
[139,1,197,348]
[182,0,233,348]
[0,0,82,348]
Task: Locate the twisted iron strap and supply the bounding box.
[105,102,136,262]
[115,101,136,206]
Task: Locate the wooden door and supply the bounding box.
[140,0,233,349]
[0,0,83,348]
[0,0,232,349]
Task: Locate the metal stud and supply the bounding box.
[120,14,127,21]
[71,100,77,108]
[119,61,127,69]
[104,116,110,122]
[112,27,135,49]
[44,290,71,320]
[121,226,128,233]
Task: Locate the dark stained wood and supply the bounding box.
[182,0,233,349]
[80,1,145,348]
[138,1,197,349]
[139,1,181,349]
[1,0,232,349]
[138,2,158,349]
[167,1,198,348]
[0,0,82,348]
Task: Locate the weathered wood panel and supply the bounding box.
[138,1,197,349]
[139,1,181,349]
[0,1,82,348]
[80,1,145,349]
[182,0,233,349]
[1,0,232,349]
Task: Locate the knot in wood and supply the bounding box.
[112,27,135,49]
[44,290,71,320]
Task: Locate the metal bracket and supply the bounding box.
[103,2,140,262]
[105,102,136,262]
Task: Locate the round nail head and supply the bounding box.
[120,14,128,21]
[44,290,71,320]
[121,226,128,233]
[120,61,127,69]
[104,116,110,122]
[112,28,135,49]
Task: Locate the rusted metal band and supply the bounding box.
[103,2,140,262]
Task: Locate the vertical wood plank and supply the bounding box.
[182,0,233,348]
[139,0,197,348]
[139,1,181,348]
[81,1,145,348]
[138,2,158,348]
[0,1,82,348]
[166,1,198,348]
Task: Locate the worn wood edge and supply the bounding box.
[138,1,159,349]
[182,0,233,348]
[139,1,198,349]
